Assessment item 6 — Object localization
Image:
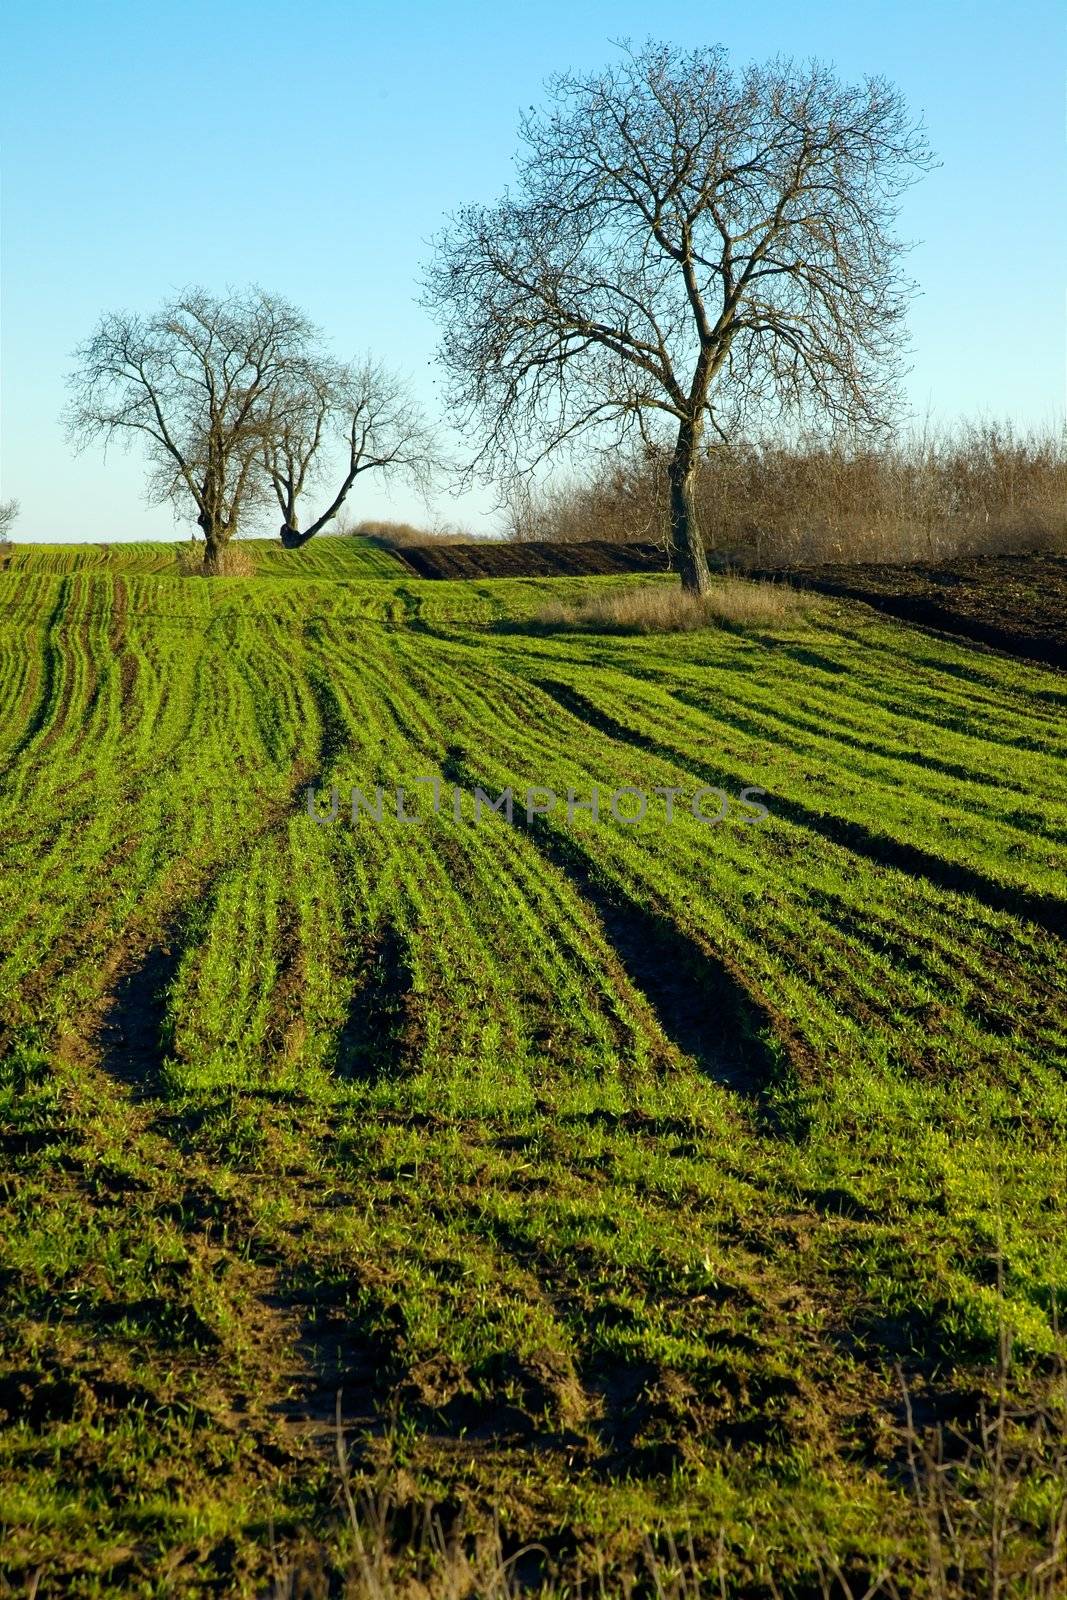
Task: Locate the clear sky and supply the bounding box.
[2,0,1064,541]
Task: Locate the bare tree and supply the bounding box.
[66,288,316,569]
[264,358,437,548]
[0,499,18,542]
[424,41,935,591]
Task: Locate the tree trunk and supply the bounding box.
[197,512,221,571]
[197,509,230,572]
[668,425,712,595]
[279,521,313,549]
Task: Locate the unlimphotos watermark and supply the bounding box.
[305,779,769,827]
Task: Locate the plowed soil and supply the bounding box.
[397,541,1067,668]
[393,537,668,578]
[777,553,1067,670]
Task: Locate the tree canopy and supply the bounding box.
[67,288,435,568]
[424,41,935,589]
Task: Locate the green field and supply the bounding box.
[1,538,1064,1596]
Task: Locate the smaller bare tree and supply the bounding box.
[265,359,437,547]
[66,288,316,569]
[0,498,18,542]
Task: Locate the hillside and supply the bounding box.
[0,551,1064,1595]
[0,536,408,580]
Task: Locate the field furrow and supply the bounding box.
[1,549,1064,1597]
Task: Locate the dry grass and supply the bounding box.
[509,422,1067,566]
[176,539,258,577]
[264,1338,1067,1599]
[352,519,480,549]
[536,576,810,633]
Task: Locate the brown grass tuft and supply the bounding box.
[352,519,478,549]
[536,577,810,633]
[176,540,258,578]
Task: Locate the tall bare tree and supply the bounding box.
[66,288,316,569]
[0,499,18,542]
[424,42,935,591]
[264,358,437,547]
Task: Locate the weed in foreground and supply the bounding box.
[262,1333,1066,1599]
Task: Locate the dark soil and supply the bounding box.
[769,553,1067,670]
[396,542,1067,669]
[392,539,668,579]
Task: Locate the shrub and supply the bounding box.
[507,422,1067,565]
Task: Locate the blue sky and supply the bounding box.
[2,0,1064,540]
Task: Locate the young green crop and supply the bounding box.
[0,540,1064,1596]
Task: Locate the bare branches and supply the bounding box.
[65,287,318,556]
[0,499,18,541]
[265,359,439,547]
[423,37,936,580]
[66,288,440,560]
